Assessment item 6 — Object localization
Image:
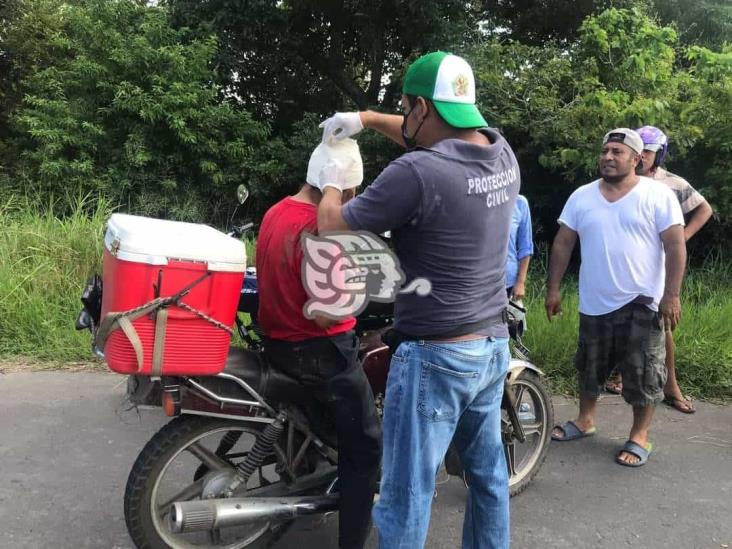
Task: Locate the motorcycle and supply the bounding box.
[76,186,553,549]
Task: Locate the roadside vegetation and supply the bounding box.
[1,1,730,397]
[522,249,732,399]
[1,201,729,398]
[0,196,110,361]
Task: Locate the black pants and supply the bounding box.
[263,331,382,549]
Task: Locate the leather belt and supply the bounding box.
[424,332,486,342]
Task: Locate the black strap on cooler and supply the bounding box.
[95,271,233,375]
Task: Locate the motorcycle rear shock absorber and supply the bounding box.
[224,410,288,495]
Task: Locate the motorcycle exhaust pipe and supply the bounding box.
[170,494,340,533]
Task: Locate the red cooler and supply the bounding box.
[100,214,246,376]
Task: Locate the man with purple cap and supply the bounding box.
[545,128,687,467]
[604,126,713,413]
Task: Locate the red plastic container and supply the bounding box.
[101,214,246,376]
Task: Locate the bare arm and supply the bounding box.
[361,111,405,147]
[317,187,350,233]
[659,224,687,331]
[545,225,578,320]
[684,200,713,241]
[511,256,531,300]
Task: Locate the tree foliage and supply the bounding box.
[465,7,731,241]
[163,0,482,130]
[480,0,649,45]
[679,46,732,232]
[653,0,732,50]
[2,0,267,221]
[0,0,731,246]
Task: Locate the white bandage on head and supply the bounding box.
[306,138,363,191]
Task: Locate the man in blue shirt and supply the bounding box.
[506,194,534,300]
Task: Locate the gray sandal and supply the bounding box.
[551,420,597,441]
[616,440,653,467]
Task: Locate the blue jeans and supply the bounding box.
[373,337,510,549]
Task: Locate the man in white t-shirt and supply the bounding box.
[603,126,713,413]
[545,128,687,467]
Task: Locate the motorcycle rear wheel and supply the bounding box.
[124,416,298,549]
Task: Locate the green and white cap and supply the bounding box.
[402,51,487,129]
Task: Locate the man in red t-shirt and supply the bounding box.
[256,140,381,549]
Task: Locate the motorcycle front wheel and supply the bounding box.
[504,369,553,496]
[124,416,299,549]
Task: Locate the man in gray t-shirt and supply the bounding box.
[317,51,518,549]
[341,127,518,338]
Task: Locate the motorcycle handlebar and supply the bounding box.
[229,222,255,239]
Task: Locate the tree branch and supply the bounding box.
[291,5,370,110]
[366,40,385,105]
[298,49,369,110]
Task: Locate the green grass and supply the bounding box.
[0,195,111,360]
[1,199,730,399]
[522,251,732,400]
[0,196,256,362]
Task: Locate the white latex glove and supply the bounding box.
[319,112,364,144]
[319,158,348,192]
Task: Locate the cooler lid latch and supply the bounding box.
[110,238,121,256]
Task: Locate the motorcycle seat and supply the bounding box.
[124,348,309,412]
[218,347,308,405]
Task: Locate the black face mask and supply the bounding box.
[401,105,427,151]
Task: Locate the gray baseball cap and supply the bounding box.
[602,128,644,155]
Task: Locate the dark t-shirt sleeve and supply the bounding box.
[342,159,421,234]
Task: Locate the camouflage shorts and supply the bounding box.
[575,302,666,407]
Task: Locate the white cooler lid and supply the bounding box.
[105,213,246,272]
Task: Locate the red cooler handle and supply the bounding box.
[168,259,209,271]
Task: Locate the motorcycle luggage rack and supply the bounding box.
[183,372,276,417]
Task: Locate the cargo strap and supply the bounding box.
[95,298,167,369]
[117,316,144,373]
[151,308,168,377]
[95,280,233,374]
